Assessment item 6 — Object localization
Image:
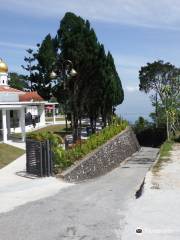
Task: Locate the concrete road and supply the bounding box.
[0,147,159,240]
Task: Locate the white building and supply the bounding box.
[0,59,51,143]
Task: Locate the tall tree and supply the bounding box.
[85,44,106,131]
[57,12,124,135]
[139,60,180,139]
[31,34,56,100]
[21,48,35,90]
[57,12,101,138]
[97,51,124,127]
[23,12,124,141]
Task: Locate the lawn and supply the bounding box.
[0,144,25,169]
[10,124,72,140]
[33,124,66,133]
[45,117,65,122]
[30,124,72,138]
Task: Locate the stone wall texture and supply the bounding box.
[60,127,140,182]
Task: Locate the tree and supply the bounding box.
[56,12,104,138]
[9,72,29,90]
[23,12,124,142]
[85,44,106,132]
[57,13,124,134]
[21,48,35,90]
[134,116,150,133]
[101,51,124,126]
[139,60,180,139]
[31,34,56,100]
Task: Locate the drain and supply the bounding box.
[136,228,143,233]
[135,178,145,199]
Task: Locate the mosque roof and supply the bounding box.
[0,86,24,93]
[19,91,44,102]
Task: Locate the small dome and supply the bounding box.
[0,59,8,73]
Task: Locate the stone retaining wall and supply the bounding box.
[60,127,140,182]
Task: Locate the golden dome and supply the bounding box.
[0,59,8,73]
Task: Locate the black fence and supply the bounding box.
[26,139,53,177]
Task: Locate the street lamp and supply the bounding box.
[50,59,77,133]
[68,68,78,77]
[50,60,77,83]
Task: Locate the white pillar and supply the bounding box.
[2,109,7,143]
[6,110,11,135]
[39,105,45,126]
[53,104,56,124]
[17,110,21,133]
[20,107,26,142]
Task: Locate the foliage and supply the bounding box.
[21,48,35,90]
[135,126,167,147]
[139,60,176,93]
[56,12,124,137]
[27,131,65,170]
[149,102,166,128]
[139,60,180,140]
[55,119,128,171]
[159,140,173,158]
[9,72,29,90]
[27,131,63,145]
[152,140,173,173]
[26,118,127,171]
[133,116,166,147]
[133,116,150,133]
[23,12,124,140]
[30,34,56,99]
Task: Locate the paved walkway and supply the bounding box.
[0,147,158,240]
[7,140,26,150]
[0,154,73,213]
[122,143,180,240]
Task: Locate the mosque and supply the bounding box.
[0,59,57,143]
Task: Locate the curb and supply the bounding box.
[134,148,160,199]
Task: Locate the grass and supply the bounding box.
[10,124,72,139]
[45,117,65,122]
[32,124,72,138]
[159,140,173,158]
[0,144,25,169]
[152,140,173,174]
[32,124,66,134]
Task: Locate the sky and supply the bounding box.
[1,0,180,122]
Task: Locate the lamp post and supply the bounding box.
[50,60,77,133]
[50,60,77,81]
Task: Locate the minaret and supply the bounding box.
[0,58,9,86]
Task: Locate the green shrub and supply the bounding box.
[27,119,128,172]
[27,131,63,146]
[55,119,128,171]
[27,131,65,169]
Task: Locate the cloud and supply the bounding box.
[2,0,180,29]
[113,54,155,86]
[125,86,139,92]
[114,54,153,69]
[116,89,153,122]
[0,41,35,50]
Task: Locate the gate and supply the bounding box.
[26,139,53,177]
